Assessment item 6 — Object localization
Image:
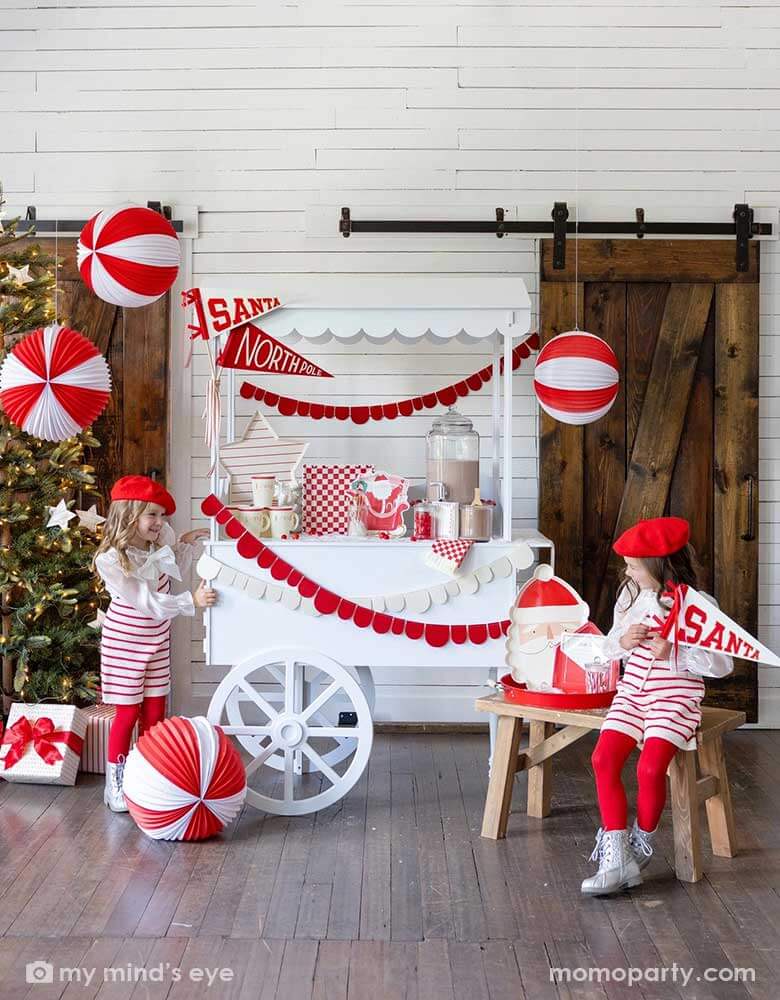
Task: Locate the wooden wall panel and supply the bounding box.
[540,240,759,718]
[625,284,667,454]
[13,237,169,503]
[538,281,584,593]
[713,282,760,721]
[582,282,626,624]
[669,301,715,594]
[541,240,759,284]
[594,283,714,625]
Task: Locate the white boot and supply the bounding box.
[104,755,128,812]
[629,819,656,871]
[581,828,643,896]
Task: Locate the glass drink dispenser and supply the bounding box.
[425,408,480,505]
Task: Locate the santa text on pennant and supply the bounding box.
[182,287,283,341]
[662,584,780,667]
[182,287,332,378]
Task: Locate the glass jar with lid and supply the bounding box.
[425,408,480,505]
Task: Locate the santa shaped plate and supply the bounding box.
[350,470,410,536]
[498,674,615,710]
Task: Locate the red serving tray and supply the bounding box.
[499,674,616,710]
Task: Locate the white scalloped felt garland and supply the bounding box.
[197,542,533,618]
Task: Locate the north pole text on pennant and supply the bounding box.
[217,324,334,378]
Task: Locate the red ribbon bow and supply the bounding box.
[0,715,84,771]
[659,580,688,664]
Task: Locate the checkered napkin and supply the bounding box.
[424,538,474,576]
[303,464,374,535]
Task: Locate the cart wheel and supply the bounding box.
[221,661,375,772]
[207,647,373,816]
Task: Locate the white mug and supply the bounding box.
[229,506,270,537]
[251,475,276,508]
[270,506,299,538]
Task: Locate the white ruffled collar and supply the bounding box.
[126,544,181,582]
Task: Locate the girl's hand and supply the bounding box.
[646,633,673,660]
[619,624,650,651]
[181,528,210,546]
[194,580,217,609]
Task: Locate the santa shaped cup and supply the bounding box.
[505,564,589,691]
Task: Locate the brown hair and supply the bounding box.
[616,543,701,609]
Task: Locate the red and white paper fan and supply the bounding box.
[533,331,620,425]
[122,716,246,841]
[0,323,112,441]
[77,205,181,308]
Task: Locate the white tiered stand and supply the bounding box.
[199,277,554,815]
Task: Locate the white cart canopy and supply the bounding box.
[193,276,532,343]
[197,274,533,543]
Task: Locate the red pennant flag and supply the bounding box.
[217,323,333,378]
[182,288,284,341]
[661,585,780,667]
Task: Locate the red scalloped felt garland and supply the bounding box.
[201,495,510,647]
[239,331,539,424]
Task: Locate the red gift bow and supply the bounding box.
[659,581,689,664]
[0,715,84,771]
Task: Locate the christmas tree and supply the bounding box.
[0,189,106,710]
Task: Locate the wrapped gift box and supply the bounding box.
[0,703,88,785]
[303,464,374,535]
[80,703,139,774]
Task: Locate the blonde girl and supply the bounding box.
[93,475,216,810]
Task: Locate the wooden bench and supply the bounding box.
[475,694,745,883]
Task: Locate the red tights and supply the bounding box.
[590,730,679,832]
[107,696,167,763]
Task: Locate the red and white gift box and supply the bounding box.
[80,703,139,774]
[303,464,374,535]
[0,703,87,785]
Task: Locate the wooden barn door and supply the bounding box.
[18,238,170,501]
[539,240,759,720]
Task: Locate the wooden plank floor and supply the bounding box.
[0,731,778,998]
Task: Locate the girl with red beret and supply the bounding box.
[93,475,217,811]
[581,516,733,896]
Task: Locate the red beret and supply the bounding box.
[613,517,689,558]
[110,475,176,515]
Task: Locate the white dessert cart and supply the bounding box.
[196,277,553,816]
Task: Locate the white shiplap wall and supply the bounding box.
[4,0,779,724]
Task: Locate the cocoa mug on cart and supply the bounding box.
[251,474,276,508]
[227,505,271,537]
[270,505,299,538]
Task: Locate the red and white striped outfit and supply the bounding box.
[600,588,733,752]
[95,523,197,707]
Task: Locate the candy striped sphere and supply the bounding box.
[77,205,180,308]
[533,331,620,425]
[0,323,111,441]
[122,716,246,841]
